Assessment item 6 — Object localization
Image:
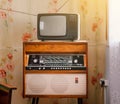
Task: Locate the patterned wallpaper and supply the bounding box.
[0,0,107,104]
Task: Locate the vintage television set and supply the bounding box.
[37,13,80,41]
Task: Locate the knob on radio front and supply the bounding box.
[33,59,38,64]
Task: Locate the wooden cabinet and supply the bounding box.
[0,83,16,104]
[23,41,88,98]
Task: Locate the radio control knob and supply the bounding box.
[33,59,38,63]
[40,60,43,63]
[74,59,78,63]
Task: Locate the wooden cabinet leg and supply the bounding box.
[32,98,39,104]
[32,98,35,104]
[78,98,83,104]
[36,98,39,104]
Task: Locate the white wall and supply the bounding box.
[108,0,120,42]
[106,0,120,104]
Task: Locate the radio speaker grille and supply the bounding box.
[51,75,69,93]
[25,74,87,95]
[27,75,47,93]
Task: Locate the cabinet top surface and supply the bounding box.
[23,40,88,44]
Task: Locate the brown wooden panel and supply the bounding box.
[24,70,87,74]
[23,41,87,53]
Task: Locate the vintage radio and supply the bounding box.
[26,53,86,70]
[23,41,88,98]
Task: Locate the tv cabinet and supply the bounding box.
[23,41,88,104]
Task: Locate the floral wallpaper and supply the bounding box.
[0,47,16,83]
[0,0,107,104]
[0,0,14,82]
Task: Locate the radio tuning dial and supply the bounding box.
[74,59,78,63]
[33,59,38,63]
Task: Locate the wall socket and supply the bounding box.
[100,78,109,87]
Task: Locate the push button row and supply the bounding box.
[26,66,86,70]
[50,67,72,70]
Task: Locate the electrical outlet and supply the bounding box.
[100,78,109,87]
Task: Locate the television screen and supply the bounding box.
[37,13,80,41]
[40,16,66,36]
